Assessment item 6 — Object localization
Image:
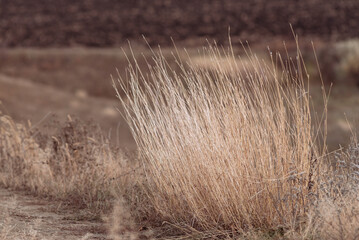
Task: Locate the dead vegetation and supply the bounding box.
[301,140,359,240]
[0,114,138,215]
[318,39,359,87]
[115,40,328,237]
[1,39,359,239]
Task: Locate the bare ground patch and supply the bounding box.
[0,188,108,240]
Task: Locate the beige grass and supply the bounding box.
[0,114,137,213]
[318,39,359,86]
[301,140,359,240]
[116,41,327,234]
[309,194,359,240]
[1,40,346,239]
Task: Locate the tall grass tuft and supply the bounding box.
[116,41,327,233]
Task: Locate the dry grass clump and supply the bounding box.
[0,114,137,213]
[335,40,359,86]
[319,39,359,86]
[117,41,326,235]
[303,140,359,240]
[310,194,359,240]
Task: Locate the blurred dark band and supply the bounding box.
[1,0,358,47]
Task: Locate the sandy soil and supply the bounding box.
[0,188,108,240]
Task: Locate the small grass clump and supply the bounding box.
[117,40,327,235]
[303,140,359,240]
[0,114,137,214]
[319,39,359,86]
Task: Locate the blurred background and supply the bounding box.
[0,0,358,151]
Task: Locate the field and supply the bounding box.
[1,0,359,47]
[1,1,359,239]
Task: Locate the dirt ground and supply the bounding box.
[0,188,108,240]
[1,0,359,47]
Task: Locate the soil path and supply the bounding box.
[0,188,108,240]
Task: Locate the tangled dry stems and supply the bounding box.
[0,115,137,213]
[2,40,359,239]
[116,41,327,234]
[304,141,359,240]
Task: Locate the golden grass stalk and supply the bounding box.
[116,41,326,232]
